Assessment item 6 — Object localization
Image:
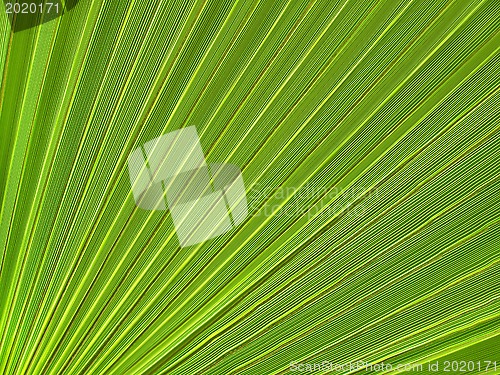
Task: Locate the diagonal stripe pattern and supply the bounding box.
[0,0,499,374]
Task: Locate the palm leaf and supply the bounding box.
[1,0,499,374]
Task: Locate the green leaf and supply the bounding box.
[1,0,499,374]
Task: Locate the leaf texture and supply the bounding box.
[0,0,499,374]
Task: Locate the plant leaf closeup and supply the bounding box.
[1,0,499,374]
